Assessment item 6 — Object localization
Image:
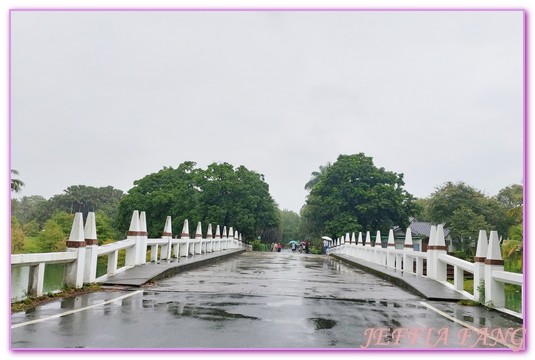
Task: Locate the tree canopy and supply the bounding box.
[301,153,418,239]
[115,162,280,241]
[48,185,124,219]
[426,181,515,241]
[416,182,523,243]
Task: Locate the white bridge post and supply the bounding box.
[126,211,141,266]
[206,224,213,253]
[215,225,221,251]
[473,230,488,302]
[180,219,190,257]
[160,216,173,260]
[64,212,86,289]
[83,212,98,283]
[222,226,228,250]
[387,229,395,268]
[195,222,203,255]
[485,231,505,308]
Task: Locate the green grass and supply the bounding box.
[447,278,474,294]
[505,284,522,313]
[450,279,522,313]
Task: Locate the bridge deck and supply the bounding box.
[331,253,467,301]
[100,249,245,286]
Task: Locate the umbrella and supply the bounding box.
[288,240,299,245]
[321,236,333,242]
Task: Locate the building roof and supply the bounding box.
[394,218,451,239]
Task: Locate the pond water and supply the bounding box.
[11,262,107,301]
[11,264,65,301]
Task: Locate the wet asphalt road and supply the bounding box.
[11,251,523,350]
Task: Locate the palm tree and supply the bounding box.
[304,162,331,191]
[11,169,25,193]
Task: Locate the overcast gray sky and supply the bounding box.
[10,10,524,213]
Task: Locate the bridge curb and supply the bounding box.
[330,253,467,301]
[149,249,246,284]
[101,249,245,287]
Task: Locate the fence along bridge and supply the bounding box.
[11,211,523,319]
[11,210,245,300]
[327,226,523,319]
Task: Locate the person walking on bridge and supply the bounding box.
[277,243,282,252]
[323,239,329,254]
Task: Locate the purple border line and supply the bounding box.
[522,9,529,352]
[7,7,528,353]
[7,6,13,350]
[7,7,528,12]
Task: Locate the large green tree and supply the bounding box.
[48,185,124,219]
[37,219,66,253]
[301,153,418,239]
[11,195,51,225]
[427,182,512,238]
[11,217,26,254]
[116,162,280,241]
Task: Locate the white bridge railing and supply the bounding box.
[327,225,523,319]
[11,211,244,301]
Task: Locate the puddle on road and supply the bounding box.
[309,318,337,330]
[168,304,259,321]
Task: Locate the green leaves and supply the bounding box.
[302,153,417,239]
[426,181,520,242]
[116,162,280,241]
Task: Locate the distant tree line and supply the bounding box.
[10,158,523,267]
[10,162,284,254]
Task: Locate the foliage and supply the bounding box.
[448,250,472,262]
[477,280,486,305]
[280,209,300,243]
[12,187,126,253]
[448,205,489,257]
[508,224,523,242]
[11,283,103,313]
[301,153,418,239]
[251,239,270,252]
[428,182,489,225]
[96,212,122,242]
[11,217,26,254]
[49,212,75,236]
[413,198,432,222]
[37,219,67,252]
[502,239,523,273]
[304,162,332,191]
[425,182,519,255]
[496,184,523,209]
[11,169,25,193]
[23,220,41,237]
[11,196,51,225]
[116,162,280,241]
[48,185,124,219]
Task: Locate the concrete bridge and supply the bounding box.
[10,212,524,350]
[11,211,245,300]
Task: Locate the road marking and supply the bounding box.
[419,301,518,350]
[11,290,144,329]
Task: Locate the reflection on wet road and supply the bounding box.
[11,251,523,349]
